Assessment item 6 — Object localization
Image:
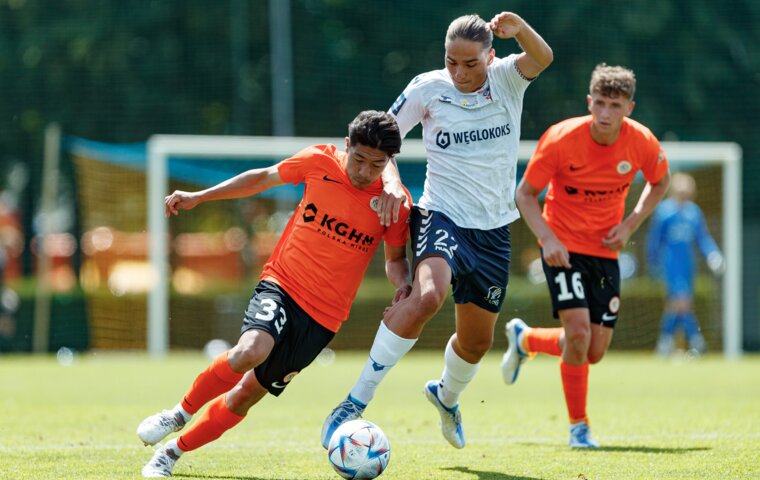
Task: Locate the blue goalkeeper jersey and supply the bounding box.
[646,198,720,295]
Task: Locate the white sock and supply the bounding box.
[164,438,184,456]
[349,321,417,406]
[173,403,192,423]
[438,337,479,409]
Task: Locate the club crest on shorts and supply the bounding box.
[370,196,380,212]
[271,371,300,390]
[485,286,503,306]
[617,160,632,175]
[608,296,620,313]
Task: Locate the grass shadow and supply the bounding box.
[443,466,546,480]
[594,445,711,454]
[175,474,275,480]
[516,442,711,455]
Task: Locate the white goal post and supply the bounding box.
[147,136,742,358]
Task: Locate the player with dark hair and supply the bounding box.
[137,110,412,478]
[323,12,553,450]
[647,172,724,357]
[501,64,671,448]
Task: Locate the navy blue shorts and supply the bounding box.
[241,281,335,396]
[410,206,511,313]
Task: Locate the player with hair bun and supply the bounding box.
[323,11,553,450]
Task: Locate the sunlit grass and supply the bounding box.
[1,351,758,479]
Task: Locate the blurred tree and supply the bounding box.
[0,0,757,347]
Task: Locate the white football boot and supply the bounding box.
[137,410,187,446]
[423,380,465,449]
[320,395,366,449]
[142,441,183,478]
[501,318,530,385]
[569,421,600,448]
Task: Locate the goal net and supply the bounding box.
[69,136,741,357]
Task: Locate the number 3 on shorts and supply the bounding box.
[255,298,288,334]
[554,271,585,301]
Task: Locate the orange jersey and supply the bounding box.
[261,144,410,333]
[524,116,669,259]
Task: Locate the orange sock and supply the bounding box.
[560,360,589,424]
[181,352,244,414]
[177,394,245,452]
[524,328,562,356]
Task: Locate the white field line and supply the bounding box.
[2,432,759,452]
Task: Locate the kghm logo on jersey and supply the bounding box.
[302,203,374,252]
[434,124,511,149]
[563,182,631,202]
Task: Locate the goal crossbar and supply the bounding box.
[147,136,742,358]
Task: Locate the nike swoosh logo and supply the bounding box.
[569,165,585,171]
[322,175,341,183]
[601,313,617,322]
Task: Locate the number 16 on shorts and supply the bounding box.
[541,252,621,325]
[555,271,585,301]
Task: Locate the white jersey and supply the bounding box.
[390,54,531,230]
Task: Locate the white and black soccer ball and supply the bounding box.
[327,419,390,479]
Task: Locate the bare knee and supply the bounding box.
[226,375,267,415]
[226,382,258,412]
[457,336,493,360]
[564,327,591,355]
[234,348,266,371]
[416,288,447,321]
[228,332,273,372]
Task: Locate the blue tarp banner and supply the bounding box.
[64,135,431,202]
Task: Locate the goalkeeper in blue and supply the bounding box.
[646,172,724,356]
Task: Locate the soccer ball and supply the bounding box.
[327,419,390,479]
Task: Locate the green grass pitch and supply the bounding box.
[1,350,758,479]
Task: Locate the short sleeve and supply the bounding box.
[489,54,532,97]
[639,135,669,184]
[383,208,409,247]
[523,125,561,191]
[389,76,426,139]
[277,146,326,185]
[382,187,412,247]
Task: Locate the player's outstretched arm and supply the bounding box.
[164,165,284,217]
[488,12,553,79]
[603,170,671,251]
[515,178,571,268]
